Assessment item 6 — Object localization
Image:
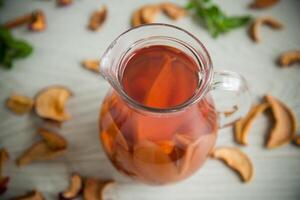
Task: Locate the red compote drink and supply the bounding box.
[99,45,218,185]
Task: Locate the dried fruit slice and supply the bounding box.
[133,140,177,184]
[211,147,253,182]
[37,128,67,150]
[6,94,34,115]
[249,16,283,42]
[35,86,73,122]
[3,13,33,29]
[131,7,143,27]
[16,141,66,167]
[294,135,300,146]
[141,5,160,24]
[57,0,73,6]
[59,173,83,200]
[0,177,10,195]
[0,148,9,174]
[28,10,46,31]
[83,178,115,200]
[0,148,9,196]
[160,2,186,20]
[88,5,107,31]
[249,0,279,9]
[11,190,44,200]
[234,103,270,145]
[81,60,100,73]
[278,50,300,67]
[265,95,297,148]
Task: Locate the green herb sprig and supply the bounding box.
[186,0,251,38]
[0,27,33,69]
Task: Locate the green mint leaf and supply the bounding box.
[0,27,33,69]
[186,0,252,38]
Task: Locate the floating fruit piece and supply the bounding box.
[35,86,73,122]
[6,94,34,115]
[265,95,297,149]
[211,147,254,183]
[234,103,270,145]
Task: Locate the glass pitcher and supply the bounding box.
[99,24,251,185]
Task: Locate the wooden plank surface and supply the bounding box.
[0,0,300,199]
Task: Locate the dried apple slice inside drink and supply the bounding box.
[133,140,178,184]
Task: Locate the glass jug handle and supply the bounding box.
[210,70,252,128]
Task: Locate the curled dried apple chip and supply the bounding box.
[265,95,297,149]
[29,10,46,32]
[57,0,73,7]
[35,86,73,122]
[211,147,254,183]
[81,60,100,73]
[141,5,160,24]
[249,16,283,42]
[17,129,67,167]
[294,135,300,146]
[0,148,9,196]
[12,190,45,200]
[279,50,300,67]
[83,178,115,200]
[249,0,279,9]
[235,103,270,145]
[88,5,107,31]
[59,173,83,200]
[37,128,67,150]
[16,141,66,167]
[160,2,186,20]
[6,94,34,115]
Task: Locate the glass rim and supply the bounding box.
[100,23,213,114]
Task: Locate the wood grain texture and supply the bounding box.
[0,0,300,199]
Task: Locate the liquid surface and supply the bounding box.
[99,45,218,185]
[122,45,199,109]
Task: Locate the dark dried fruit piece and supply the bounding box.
[12,190,45,200]
[278,50,300,67]
[249,16,283,42]
[0,148,9,174]
[28,10,46,32]
[6,94,34,115]
[57,0,73,6]
[0,177,10,195]
[250,0,279,9]
[88,5,107,31]
[35,86,73,122]
[59,173,83,200]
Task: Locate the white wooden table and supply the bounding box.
[1,0,300,199]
